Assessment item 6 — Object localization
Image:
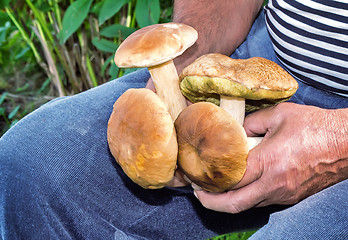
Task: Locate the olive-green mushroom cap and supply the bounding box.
[179,53,298,111]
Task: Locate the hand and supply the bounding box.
[194,102,348,213]
[167,168,191,187]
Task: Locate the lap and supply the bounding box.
[250,179,348,240]
[1,10,347,240]
[0,69,269,239]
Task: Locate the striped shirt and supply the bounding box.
[264,0,348,97]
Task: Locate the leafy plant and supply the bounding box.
[209,230,257,240]
[1,0,172,97]
[0,0,173,135]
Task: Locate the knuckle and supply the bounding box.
[226,202,244,214]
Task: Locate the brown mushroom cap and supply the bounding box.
[179,53,298,111]
[107,88,177,189]
[114,23,198,68]
[174,102,249,192]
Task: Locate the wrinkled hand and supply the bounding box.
[194,102,348,213]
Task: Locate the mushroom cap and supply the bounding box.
[179,53,298,111]
[114,23,198,68]
[174,102,249,192]
[107,88,177,189]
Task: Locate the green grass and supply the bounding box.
[209,230,257,240]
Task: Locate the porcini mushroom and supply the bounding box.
[179,53,298,125]
[174,102,261,192]
[175,54,298,192]
[115,22,198,120]
[107,88,178,189]
[107,23,198,189]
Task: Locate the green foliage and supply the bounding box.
[0,0,10,9]
[100,24,137,39]
[0,20,36,78]
[0,0,174,135]
[58,0,94,44]
[209,230,257,240]
[98,0,126,26]
[135,0,160,27]
[1,0,173,98]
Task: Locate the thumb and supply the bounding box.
[243,106,276,137]
[232,107,277,189]
[194,180,264,213]
[231,140,264,189]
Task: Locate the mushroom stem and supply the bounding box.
[220,95,245,126]
[246,137,263,150]
[220,96,263,149]
[149,60,187,121]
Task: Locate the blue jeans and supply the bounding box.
[1,10,347,240]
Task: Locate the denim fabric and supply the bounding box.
[0,69,272,240]
[1,9,347,240]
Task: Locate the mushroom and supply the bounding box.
[107,23,198,189]
[179,53,298,125]
[107,88,178,189]
[114,22,198,120]
[174,102,261,192]
[175,54,298,192]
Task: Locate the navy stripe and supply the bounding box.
[282,64,348,94]
[275,51,348,91]
[271,0,348,34]
[268,32,348,85]
[267,21,348,75]
[266,14,348,62]
[277,53,348,94]
[304,0,348,10]
[265,0,348,95]
[284,0,348,23]
[265,7,348,48]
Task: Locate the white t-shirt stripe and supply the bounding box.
[265,0,348,97]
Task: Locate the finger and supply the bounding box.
[194,180,264,214]
[244,106,275,137]
[166,169,190,187]
[231,141,264,189]
[145,78,156,93]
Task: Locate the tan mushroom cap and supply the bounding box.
[107,88,177,189]
[174,102,249,192]
[179,53,298,111]
[114,23,198,68]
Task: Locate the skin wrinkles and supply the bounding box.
[194,102,348,214]
[147,0,348,213]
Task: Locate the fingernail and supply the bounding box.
[191,183,202,191]
[193,190,198,199]
[183,175,192,184]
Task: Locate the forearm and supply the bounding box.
[173,0,264,73]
